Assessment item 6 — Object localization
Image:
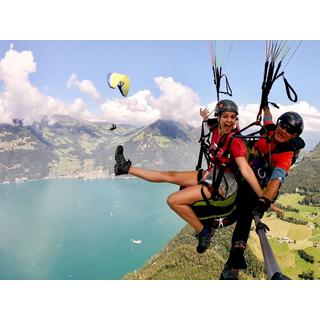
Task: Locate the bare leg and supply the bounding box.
[128,167,199,187]
[167,184,212,232]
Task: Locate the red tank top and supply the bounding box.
[209,127,247,169]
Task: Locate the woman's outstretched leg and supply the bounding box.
[114,145,198,187]
[129,167,198,187]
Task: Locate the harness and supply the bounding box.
[192,123,241,221]
[249,129,305,188]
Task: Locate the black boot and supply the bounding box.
[221,240,247,279]
[114,145,132,176]
[220,265,239,280]
[196,224,214,254]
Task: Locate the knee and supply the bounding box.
[167,193,178,209]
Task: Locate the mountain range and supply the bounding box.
[1,115,319,202]
[281,142,320,204]
[0,116,199,183]
[1,115,319,196]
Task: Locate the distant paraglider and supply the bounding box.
[109,124,117,131]
[107,72,130,97]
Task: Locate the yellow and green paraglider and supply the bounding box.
[107,73,130,97]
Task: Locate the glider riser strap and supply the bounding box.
[196,122,206,170]
[253,215,282,280]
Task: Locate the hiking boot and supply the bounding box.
[196,224,214,254]
[114,145,132,176]
[219,265,239,280]
[195,225,215,239]
[225,240,248,269]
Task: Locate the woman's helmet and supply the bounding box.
[276,111,304,136]
[214,99,238,117]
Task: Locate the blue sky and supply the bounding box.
[1,40,320,147]
[1,40,319,107]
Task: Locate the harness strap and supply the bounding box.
[197,169,204,183]
[209,133,229,199]
[200,186,211,206]
[205,131,237,202]
[196,122,216,170]
[212,164,226,200]
[196,122,206,170]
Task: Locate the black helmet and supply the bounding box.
[215,99,238,116]
[276,111,304,136]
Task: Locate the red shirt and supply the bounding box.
[210,127,247,168]
[253,131,294,172]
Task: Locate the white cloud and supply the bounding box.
[100,90,160,127]
[99,76,202,127]
[154,77,202,126]
[237,101,320,133]
[67,73,101,99]
[0,46,36,81]
[0,47,94,125]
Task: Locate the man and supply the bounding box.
[220,106,305,280]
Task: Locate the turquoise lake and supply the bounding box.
[0,179,185,280]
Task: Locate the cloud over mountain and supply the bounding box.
[100,77,202,127]
[67,73,101,99]
[238,101,320,133]
[0,46,93,125]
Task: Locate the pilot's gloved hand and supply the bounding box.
[252,196,272,219]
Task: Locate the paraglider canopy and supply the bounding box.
[107,72,130,97]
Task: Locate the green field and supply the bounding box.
[269,238,289,255]
[312,229,320,236]
[304,247,320,261]
[249,193,320,280]
[277,193,320,214]
[309,234,320,242]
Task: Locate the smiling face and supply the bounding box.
[274,124,298,143]
[218,111,237,134]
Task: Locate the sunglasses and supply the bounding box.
[277,121,298,134]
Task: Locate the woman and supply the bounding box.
[114,100,264,253]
